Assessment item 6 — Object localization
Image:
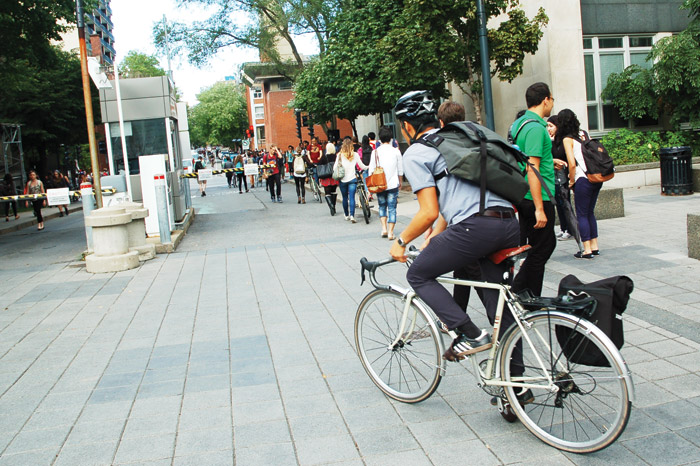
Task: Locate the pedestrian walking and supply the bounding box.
[286,145,295,181]
[1,174,20,221]
[558,108,602,259]
[24,170,46,230]
[308,137,323,187]
[194,156,207,196]
[292,149,310,203]
[359,135,373,201]
[51,170,71,216]
[334,138,368,223]
[234,155,248,193]
[319,150,339,216]
[368,126,403,238]
[510,82,557,297]
[264,145,284,203]
[223,156,235,188]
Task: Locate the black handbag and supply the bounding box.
[316,154,333,179]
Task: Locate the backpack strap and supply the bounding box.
[511,118,539,144]
[462,122,489,214]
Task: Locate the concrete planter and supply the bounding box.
[84,207,139,273]
[122,202,156,261]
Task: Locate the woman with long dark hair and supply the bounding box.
[359,135,373,200]
[24,170,46,230]
[548,115,571,240]
[557,109,601,259]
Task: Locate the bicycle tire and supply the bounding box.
[355,288,444,403]
[498,311,632,453]
[358,188,371,224]
[314,180,322,203]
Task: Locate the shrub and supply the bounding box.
[600,129,700,165]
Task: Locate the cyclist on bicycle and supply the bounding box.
[389,90,520,362]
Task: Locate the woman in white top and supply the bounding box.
[334,138,368,222]
[559,109,601,259]
[368,126,404,239]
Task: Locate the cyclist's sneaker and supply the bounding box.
[434,318,449,334]
[490,387,535,407]
[443,330,492,361]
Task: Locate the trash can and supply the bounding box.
[659,146,694,195]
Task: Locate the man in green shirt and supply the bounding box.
[510,82,556,296]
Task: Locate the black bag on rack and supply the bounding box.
[556,274,634,367]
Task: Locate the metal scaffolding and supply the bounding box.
[1,123,27,188]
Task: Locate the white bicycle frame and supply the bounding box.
[389,276,567,395]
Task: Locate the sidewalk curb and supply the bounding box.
[0,204,83,236]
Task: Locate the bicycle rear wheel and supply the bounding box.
[310,178,321,202]
[499,312,632,453]
[358,188,371,224]
[355,289,444,403]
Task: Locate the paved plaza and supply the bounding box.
[0,175,699,465]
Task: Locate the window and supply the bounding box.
[583,35,656,132]
[255,126,265,143]
[109,119,169,174]
[278,81,292,90]
[254,105,264,120]
[253,87,262,99]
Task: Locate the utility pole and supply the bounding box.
[476,0,496,131]
[76,0,103,207]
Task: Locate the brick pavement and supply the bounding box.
[0,177,699,465]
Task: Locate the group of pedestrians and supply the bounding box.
[1,169,73,231]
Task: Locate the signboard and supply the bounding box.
[46,188,70,206]
[244,164,259,176]
[197,169,213,181]
[87,57,112,89]
[242,138,250,149]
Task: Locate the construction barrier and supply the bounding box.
[180,164,277,179]
[0,188,117,203]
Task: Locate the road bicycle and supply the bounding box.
[306,167,323,203]
[354,245,634,453]
[355,169,371,224]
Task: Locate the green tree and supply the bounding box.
[294,0,547,126]
[602,0,700,128]
[0,1,99,173]
[188,81,248,147]
[118,50,167,78]
[153,0,338,73]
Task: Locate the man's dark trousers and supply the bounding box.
[512,199,556,296]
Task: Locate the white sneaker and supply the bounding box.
[555,230,564,238]
[344,215,350,221]
[350,216,356,223]
[558,232,572,241]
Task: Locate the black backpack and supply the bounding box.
[556,274,634,367]
[418,121,537,213]
[576,131,615,183]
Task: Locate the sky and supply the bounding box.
[110,0,315,106]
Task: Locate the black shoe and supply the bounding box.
[574,251,594,259]
[591,249,600,256]
[59,212,64,217]
[202,192,206,197]
[443,330,492,361]
[490,388,535,407]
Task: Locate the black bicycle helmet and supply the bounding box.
[393,90,437,120]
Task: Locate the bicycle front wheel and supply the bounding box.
[355,289,444,403]
[499,312,632,453]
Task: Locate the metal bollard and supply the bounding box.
[81,182,95,250]
[154,174,172,244]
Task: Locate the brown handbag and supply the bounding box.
[366,150,387,193]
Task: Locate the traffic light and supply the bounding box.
[307,115,314,139]
[98,141,107,155]
[295,111,302,141]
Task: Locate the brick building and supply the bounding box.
[241,64,353,151]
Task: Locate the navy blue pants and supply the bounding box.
[406,215,519,331]
[574,177,602,242]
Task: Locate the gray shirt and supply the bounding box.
[403,129,512,225]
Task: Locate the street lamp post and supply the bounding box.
[476,0,496,131]
[75,0,103,207]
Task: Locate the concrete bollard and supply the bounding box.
[84,206,139,273]
[121,201,156,261]
[81,182,95,251]
[154,174,172,245]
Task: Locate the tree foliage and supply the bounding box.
[187,81,249,147]
[0,1,99,172]
[602,0,700,128]
[118,50,167,78]
[293,0,547,125]
[153,0,338,73]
